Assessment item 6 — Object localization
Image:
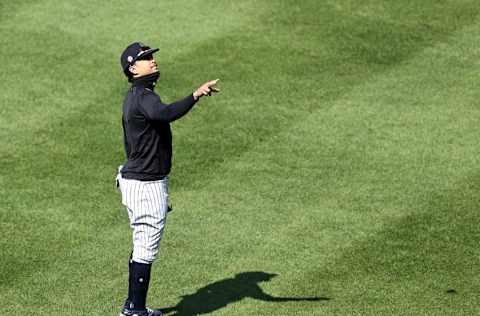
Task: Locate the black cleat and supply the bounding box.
[119,306,162,316]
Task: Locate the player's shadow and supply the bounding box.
[157,271,329,316]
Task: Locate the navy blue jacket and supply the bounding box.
[121,73,197,180]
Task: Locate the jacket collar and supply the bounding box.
[131,72,160,91]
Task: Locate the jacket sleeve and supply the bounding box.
[139,91,198,123]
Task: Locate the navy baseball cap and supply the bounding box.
[120,42,159,76]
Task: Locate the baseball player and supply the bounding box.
[116,42,219,316]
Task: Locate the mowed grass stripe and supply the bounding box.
[2,0,477,213]
[165,0,480,263]
[1,1,480,315]
[168,0,480,190]
[0,0,266,155]
[254,18,480,316]
[156,10,480,316]
[311,179,480,316]
[0,0,268,218]
[306,22,480,315]
[0,1,320,314]
[0,1,267,314]
[4,3,480,316]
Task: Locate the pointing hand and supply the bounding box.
[193,79,220,100]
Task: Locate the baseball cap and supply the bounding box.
[120,42,159,77]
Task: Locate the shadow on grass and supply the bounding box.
[157,271,328,315]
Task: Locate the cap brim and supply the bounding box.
[133,48,159,62]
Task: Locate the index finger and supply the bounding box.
[208,78,220,86]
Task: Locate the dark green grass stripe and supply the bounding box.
[0,2,267,311]
[153,19,480,314]
[1,0,476,288]
[2,0,479,193]
[245,25,480,315]
[305,176,480,315]
[0,4,269,302]
[166,0,480,190]
[1,1,480,314]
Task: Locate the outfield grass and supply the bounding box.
[1,1,480,315]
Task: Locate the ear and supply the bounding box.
[129,65,137,75]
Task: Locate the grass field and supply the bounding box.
[1,1,480,315]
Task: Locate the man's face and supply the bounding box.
[129,54,158,78]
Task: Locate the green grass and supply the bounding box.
[1,0,480,315]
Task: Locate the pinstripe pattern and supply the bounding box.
[117,170,168,264]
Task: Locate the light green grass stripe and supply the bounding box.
[0,0,266,134]
[0,1,271,314]
[168,0,480,190]
[162,15,480,316]
[170,9,480,242]
[2,1,480,315]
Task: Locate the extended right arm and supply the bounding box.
[140,93,198,123]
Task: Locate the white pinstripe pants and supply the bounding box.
[116,170,169,264]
